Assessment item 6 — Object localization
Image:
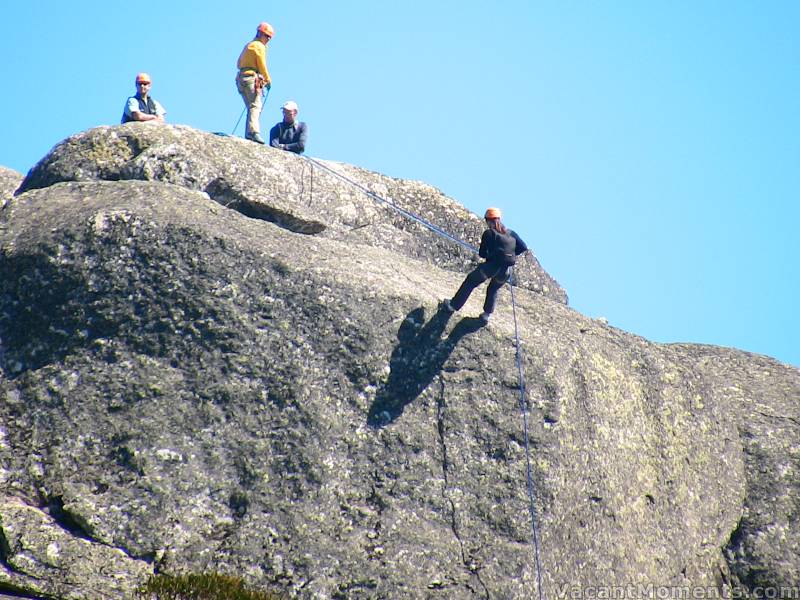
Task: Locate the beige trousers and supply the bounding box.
[236,73,263,137]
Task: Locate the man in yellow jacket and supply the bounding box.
[236,22,274,144]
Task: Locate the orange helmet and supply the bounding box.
[257,22,275,38]
[484,207,502,220]
[135,72,152,84]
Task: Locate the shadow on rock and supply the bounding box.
[368,305,485,427]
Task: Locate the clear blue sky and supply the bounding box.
[1,1,798,367]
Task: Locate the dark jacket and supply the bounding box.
[269,121,308,154]
[479,228,528,266]
[121,95,158,124]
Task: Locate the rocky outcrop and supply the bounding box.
[17,124,567,305]
[0,498,151,599]
[0,130,798,599]
[0,167,22,210]
[671,345,800,587]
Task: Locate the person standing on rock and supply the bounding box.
[269,100,308,154]
[442,207,528,323]
[236,22,274,144]
[121,73,166,123]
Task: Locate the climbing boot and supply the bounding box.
[248,133,266,144]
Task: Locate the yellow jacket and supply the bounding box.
[237,40,270,82]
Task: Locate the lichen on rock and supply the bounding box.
[0,128,797,599]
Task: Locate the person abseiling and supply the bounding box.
[121,73,166,123]
[236,22,274,144]
[269,100,308,154]
[442,207,528,323]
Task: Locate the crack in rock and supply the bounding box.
[436,379,490,599]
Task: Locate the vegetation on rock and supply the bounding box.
[138,573,285,600]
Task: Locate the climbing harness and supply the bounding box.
[301,156,546,597]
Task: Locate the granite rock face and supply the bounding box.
[672,346,800,587]
[0,167,22,210]
[0,131,798,599]
[0,498,150,599]
[17,124,567,305]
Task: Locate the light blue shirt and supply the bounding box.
[123,95,166,121]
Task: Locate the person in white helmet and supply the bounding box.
[236,22,274,144]
[269,100,308,154]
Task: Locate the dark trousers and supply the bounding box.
[450,262,510,314]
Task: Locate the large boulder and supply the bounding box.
[1,175,797,599]
[673,345,800,587]
[17,124,568,305]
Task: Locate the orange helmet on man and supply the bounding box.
[135,72,152,84]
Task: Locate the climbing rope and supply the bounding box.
[510,271,545,600]
[302,156,478,254]
[296,159,314,206]
[231,87,270,136]
[231,107,246,136]
[302,155,545,596]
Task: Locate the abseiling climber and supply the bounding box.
[442,207,529,323]
[236,21,274,144]
[121,73,166,123]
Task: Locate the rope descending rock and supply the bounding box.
[510,272,545,600]
[304,156,546,598]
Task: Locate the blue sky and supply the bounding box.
[1,1,798,367]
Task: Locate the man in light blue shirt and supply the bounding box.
[121,73,166,123]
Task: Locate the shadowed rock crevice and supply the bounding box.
[41,495,95,542]
[0,499,153,597]
[436,381,491,599]
[0,529,14,571]
[0,582,47,600]
[204,177,326,234]
[724,519,766,591]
